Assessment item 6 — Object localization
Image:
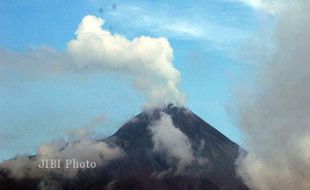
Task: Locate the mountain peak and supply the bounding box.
[142,103,187,115]
[118,104,234,146]
[103,104,247,189]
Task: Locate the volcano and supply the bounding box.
[0,105,248,190]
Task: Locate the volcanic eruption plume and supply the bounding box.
[235,1,310,189]
[0,15,185,108]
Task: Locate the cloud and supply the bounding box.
[0,138,124,179]
[238,0,283,14]
[235,0,297,15]
[105,3,251,50]
[67,113,106,140]
[148,112,194,174]
[0,15,185,107]
[235,1,310,189]
[67,15,185,107]
[0,47,73,81]
[105,4,206,39]
[0,113,124,190]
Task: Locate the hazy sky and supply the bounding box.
[0,0,272,161]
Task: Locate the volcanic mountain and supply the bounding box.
[0,105,248,190]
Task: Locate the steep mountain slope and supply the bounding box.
[0,105,248,190]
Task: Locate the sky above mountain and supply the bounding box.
[0,0,274,161]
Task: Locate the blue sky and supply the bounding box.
[0,0,272,161]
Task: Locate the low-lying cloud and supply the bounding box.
[0,136,124,179]
[149,112,194,174]
[0,109,122,190]
[235,1,310,190]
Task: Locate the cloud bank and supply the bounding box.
[1,15,185,108]
[0,105,121,190]
[236,1,310,189]
[149,112,194,173]
[0,137,124,179]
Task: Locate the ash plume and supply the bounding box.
[235,1,310,189]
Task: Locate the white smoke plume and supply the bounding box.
[0,15,185,108]
[149,112,194,174]
[67,15,185,107]
[235,1,310,190]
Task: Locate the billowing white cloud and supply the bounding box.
[235,1,310,189]
[67,15,185,108]
[149,112,194,173]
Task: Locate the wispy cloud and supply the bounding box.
[233,0,288,15]
[104,3,251,48]
[106,4,205,39]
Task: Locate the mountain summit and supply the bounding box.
[0,105,248,190]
